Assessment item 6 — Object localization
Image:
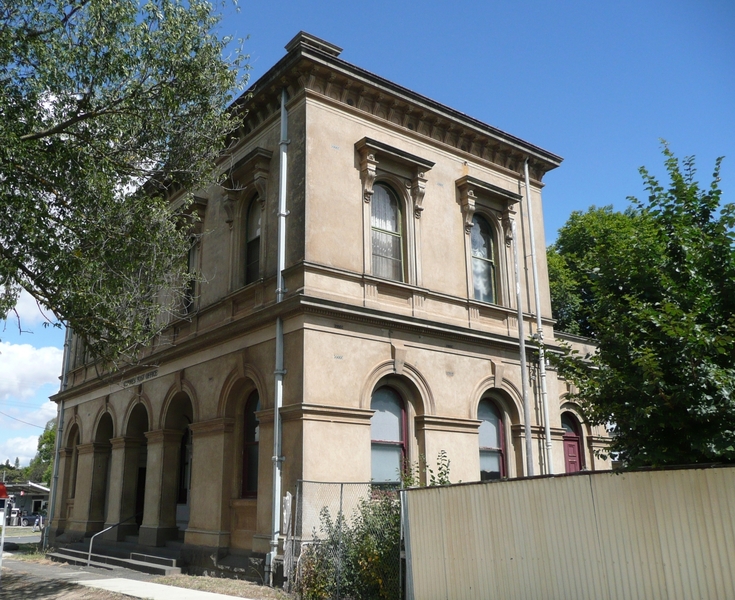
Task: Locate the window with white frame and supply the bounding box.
[370,386,406,482]
[478,398,505,480]
[471,214,497,303]
[457,175,520,307]
[356,137,434,286]
[371,183,404,281]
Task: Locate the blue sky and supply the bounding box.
[2,0,733,466]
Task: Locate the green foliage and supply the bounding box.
[25,419,57,484]
[298,453,452,599]
[553,146,735,468]
[0,0,247,363]
[298,493,401,600]
[548,206,641,336]
[400,450,451,488]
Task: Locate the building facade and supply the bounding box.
[49,32,608,570]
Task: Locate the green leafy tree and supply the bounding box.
[554,147,735,468]
[26,419,57,483]
[0,0,247,363]
[547,206,640,336]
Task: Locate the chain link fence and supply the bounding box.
[284,481,403,599]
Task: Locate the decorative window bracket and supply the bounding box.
[456,175,520,237]
[356,137,434,216]
[221,147,273,227]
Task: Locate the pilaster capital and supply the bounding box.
[110,436,142,451]
[144,428,184,445]
[189,417,235,438]
[76,442,111,455]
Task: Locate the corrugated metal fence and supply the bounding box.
[403,465,735,600]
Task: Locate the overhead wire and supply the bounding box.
[0,410,45,429]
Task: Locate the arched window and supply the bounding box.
[371,184,403,282]
[241,391,260,497]
[245,197,261,284]
[478,399,505,480]
[562,413,583,473]
[370,386,405,482]
[471,214,496,303]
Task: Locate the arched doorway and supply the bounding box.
[57,423,81,532]
[124,403,149,532]
[164,392,193,537]
[89,413,113,529]
[562,413,584,473]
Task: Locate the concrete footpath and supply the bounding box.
[0,555,259,599]
[75,577,253,599]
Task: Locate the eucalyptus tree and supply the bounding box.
[0,0,247,364]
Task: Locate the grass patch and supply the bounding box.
[4,542,56,564]
[154,573,292,599]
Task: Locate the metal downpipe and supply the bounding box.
[511,220,534,476]
[267,88,289,586]
[524,159,553,474]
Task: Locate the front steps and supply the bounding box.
[48,542,182,576]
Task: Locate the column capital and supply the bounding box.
[189,417,234,438]
[144,428,184,445]
[76,442,111,455]
[110,436,142,451]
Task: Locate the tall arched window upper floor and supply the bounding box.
[221,147,272,291]
[371,183,404,282]
[244,196,261,285]
[181,196,207,315]
[356,137,434,287]
[457,175,521,308]
[471,214,497,304]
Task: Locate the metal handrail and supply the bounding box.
[87,513,142,566]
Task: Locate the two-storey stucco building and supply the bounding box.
[48,32,608,574]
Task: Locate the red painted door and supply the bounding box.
[564,435,581,473]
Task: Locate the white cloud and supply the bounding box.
[0,341,63,401]
[3,289,57,329]
[0,435,41,467]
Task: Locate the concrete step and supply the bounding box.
[130,552,177,568]
[48,547,181,576]
[47,551,115,571]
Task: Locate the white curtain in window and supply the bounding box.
[371,185,403,281]
[471,215,496,303]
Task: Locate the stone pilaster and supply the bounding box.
[185,417,234,549]
[138,429,183,546]
[103,436,142,540]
